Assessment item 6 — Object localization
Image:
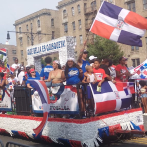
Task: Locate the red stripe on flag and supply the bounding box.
[0,48,6,52]
[91,20,114,39]
[115,82,124,91]
[95,100,116,114]
[125,11,147,30]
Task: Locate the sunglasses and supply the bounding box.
[31,72,35,73]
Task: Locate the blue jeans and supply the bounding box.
[52,83,63,87]
[45,81,52,88]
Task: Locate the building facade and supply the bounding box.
[0,44,17,65]
[14,9,60,65]
[57,0,147,67]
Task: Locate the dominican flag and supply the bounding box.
[89,81,132,114]
[123,82,135,95]
[7,64,15,74]
[90,1,147,47]
[28,80,50,136]
[0,48,6,56]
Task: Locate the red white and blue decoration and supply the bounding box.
[0,48,6,56]
[89,81,134,114]
[130,59,147,79]
[0,108,144,147]
[28,80,50,136]
[90,1,147,47]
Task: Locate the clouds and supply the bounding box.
[0,0,60,45]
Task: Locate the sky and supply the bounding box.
[0,0,60,46]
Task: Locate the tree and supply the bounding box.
[87,36,124,65]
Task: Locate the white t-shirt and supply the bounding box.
[7,77,18,89]
[18,71,25,85]
[87,74,95,82]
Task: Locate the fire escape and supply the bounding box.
[84,4,97,45]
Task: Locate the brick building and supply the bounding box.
[14,9,60,65]
[0,44,17,65]
[57,0,147,67]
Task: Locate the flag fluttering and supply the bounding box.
[90,1,147,47]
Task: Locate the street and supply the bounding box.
[0,135,147,147]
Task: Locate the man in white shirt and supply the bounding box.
[11,58,20,77]
[18,66,25,85]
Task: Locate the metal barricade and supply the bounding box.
[0,140,4,147]
[6,142,31,147]
[14,86,32,115]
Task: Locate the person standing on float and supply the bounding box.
[77,50,90,79]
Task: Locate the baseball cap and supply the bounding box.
[89,55,97,60]
[83,50,89,54]
[30,68,35,73]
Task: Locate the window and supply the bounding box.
[13,57,16,61]
[79,35,83,44]
[143,0,147,9]
[12,50,16,54]
[131,46,139,51]
[132,58,140,67]
[21,50,23,57]
[30,23,33,29]
[26,25,29,31]
[72,21,76,30]
[77,5,81,13]
[127,1,136,12]
[91,1,96,11]
[78,20,82,29]
[27,36,30,45]
[19,27,21,34]
[84,3,87,12]
[74,36,76,45]
[64,23,68,32]
[51,19,54,26]
[37,20,40,28]
[71,7,74,16]
[63,9,67,18]
[52,31,55,39]
[19,37,23,46]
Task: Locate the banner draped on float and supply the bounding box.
[89,81,134,114]
[90,1,147,47]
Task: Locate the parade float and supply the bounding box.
[0,1,147,146]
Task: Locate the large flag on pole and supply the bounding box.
[90,1,147,47]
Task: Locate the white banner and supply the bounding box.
[32,85,79,114]
[0,89,12,111]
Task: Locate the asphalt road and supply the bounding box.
[0,135,147,147]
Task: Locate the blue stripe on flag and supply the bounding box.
[121,97,132,109]
[118,30,142,47]
[91,81,113,94]
[99,1,122,19]
[124,88,129,95]
[0,51,6,56]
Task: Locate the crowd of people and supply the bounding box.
[1,50,146,117]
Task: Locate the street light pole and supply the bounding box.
[6,31,51,46]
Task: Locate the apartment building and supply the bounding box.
[57,0,147,67]
[14,9,60,65]
[0,44,17,65]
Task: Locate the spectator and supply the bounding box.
[77,50,90,74]
[0,61,7,79]
[0,72,5,90]
[18,66,25,85]
[93,59,107,87]
[40,57,53,87]
[139,80,147,113]
[100,58,112,81]
[89,55,97,68]
[46,60,64,87]
[82,66,97,83]
[115,57,131,82]
[11,58,20,77]
[108,59,116,81]
[6,72,19,102]
[26,69,40,89]
[30,65,40,78]
[22,65,30,86]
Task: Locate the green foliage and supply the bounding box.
[87,36,124,65]
[41,58,46,66]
